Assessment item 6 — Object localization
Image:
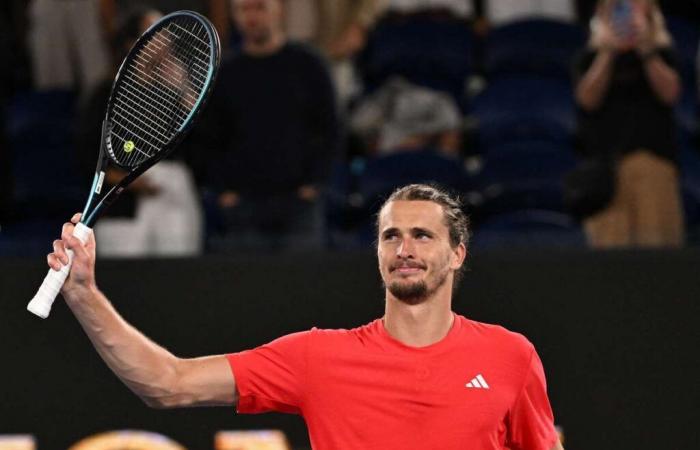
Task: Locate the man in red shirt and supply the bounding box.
[50,183,563,450]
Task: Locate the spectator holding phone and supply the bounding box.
[573,0,684,248]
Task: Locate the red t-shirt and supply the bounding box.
[227,314,558,450]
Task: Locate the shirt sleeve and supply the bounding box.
[227,331,310,415]
[506,348,559,450]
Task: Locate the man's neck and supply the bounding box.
[383,288,454,348]
[243,32,286,57]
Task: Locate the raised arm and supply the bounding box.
[49,214,237,408]
[574,12,620,112]
[575,48,617,112]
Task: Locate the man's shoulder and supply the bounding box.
[304,319,383,350]
[457,315,534,356]
[308,319,378,339]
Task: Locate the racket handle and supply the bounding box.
[27,223,92,319]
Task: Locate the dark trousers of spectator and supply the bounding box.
[211,192,324,253]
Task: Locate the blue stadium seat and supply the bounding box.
[323,159,374,249]
[683,182,700,229]
[665,15,699,90]
[359,17,475,108]
[5,90,83,219]
[477,140,577,186]
[471,179,567,223]
[0,218,63,256]
[676,90,698,141]
[680,148,700,229]
[484,19,586,79]
[357,151,470,205]
[665,16,699,143]
[471,209,585,250]
[324,152,471,248]
[470,75,576,148]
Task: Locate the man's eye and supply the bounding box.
[416,232,431,240]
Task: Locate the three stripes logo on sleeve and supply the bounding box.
[465,374,490,389]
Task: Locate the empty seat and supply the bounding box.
[472,209,585,250]
[477,140,577,186]
[5,90,83,219]
[357,151,470,206]
[484,19,586,79]
[359,17,475,108]
[470,75,576,147]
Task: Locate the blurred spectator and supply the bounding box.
[382,0,474,19]
[77,7,204,257]
[99,0,232,51]
[285,0,384,106]
[572,0,684,248]
[351,77,462,157]
[201,0,339,253]
[483,0,577,26]
[27,0,111,95]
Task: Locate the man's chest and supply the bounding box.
[304,351,522,444]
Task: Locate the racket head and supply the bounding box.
[105,10,221,171]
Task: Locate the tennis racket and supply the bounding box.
[27,10,221,318]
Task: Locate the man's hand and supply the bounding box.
[48,213,97,300]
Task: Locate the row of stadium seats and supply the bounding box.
[2,16,700,254]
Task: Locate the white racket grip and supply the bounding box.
[27,222,92,319]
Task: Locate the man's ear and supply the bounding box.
[451,243,467,270]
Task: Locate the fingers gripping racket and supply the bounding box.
[27,11,221,318]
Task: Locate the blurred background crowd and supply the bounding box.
[1,0,700,257]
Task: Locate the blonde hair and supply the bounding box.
[589,0,672,48]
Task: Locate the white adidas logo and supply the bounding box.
[465,374,490,389]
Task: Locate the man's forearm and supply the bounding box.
[64,286,180,407]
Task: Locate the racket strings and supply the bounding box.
[108,16,213,168]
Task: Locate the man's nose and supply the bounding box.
[396,238,415,258]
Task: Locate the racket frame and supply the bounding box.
[81,10,221,227]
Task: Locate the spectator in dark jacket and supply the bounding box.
[201,0,340,252]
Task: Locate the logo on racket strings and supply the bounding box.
[124,140,135,153]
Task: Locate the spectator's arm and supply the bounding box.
[574,49,616,112]
[642,52,681,106]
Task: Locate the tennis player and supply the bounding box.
[48,183,563,450]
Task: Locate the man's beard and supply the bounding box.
[386,268,449,305]
[387,279,429,305]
